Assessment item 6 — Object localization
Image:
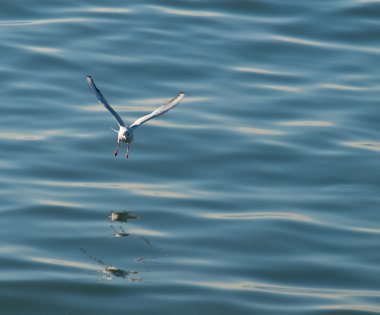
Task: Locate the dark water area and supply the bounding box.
[1,0,380,314]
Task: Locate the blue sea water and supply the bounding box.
[1,0,380,314]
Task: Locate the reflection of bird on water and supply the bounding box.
[80,248,140,280]
[109,211,136,238]
[111,225,129,238]
[86,75,185,158]
[110,211,139,223]
[109,211,151,246]
[103,266,137,279]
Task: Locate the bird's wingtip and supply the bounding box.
[86,76,96,88]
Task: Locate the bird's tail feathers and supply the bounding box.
[110,127,119,133]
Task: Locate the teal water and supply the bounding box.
[1,1,380,314]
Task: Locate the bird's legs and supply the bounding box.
[126,144,129,159]
[114,142,120,156]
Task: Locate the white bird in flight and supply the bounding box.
[86,75,185,158]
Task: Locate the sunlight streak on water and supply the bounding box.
[34,180,207,199]
[29,256,99,271]
[203,211,314,223]
[38,199,83,208]
[258,84,302,93]
[341,141,380,153]
[321,84,367,92]
[185,280,380,299]
[278,121,334,127]
[152,6,224,17]
[24,46,61,54]
[345,226,380,235]
[88,7,132,13]
[127,228,167,237]
[318,303,380,313]
[232,66,300,77]
[0,130,63,141]
[0,18,89,26]
[234,127,285,136]
[273,35,380,55]
[0,130,92,141]
[273,35,330,48]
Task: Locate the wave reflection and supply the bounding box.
[153,6,223,17]
[321,84,367,92]
[0,18,89,26]
[233,66,299,77]
[341,141,380,153]
[257,84,301,93]
[89,7,132,13]
[187,279,380,299]
[35,180,193,199]
[234,127,285,136]
[24,46,61,54]
[273,35,380,55]
[0,130,92,141]
[203,211,314,223]
[29,256,99,271]
[278,120,333,127]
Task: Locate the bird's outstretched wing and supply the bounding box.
[130,92,185,129]
[86,75,126,127]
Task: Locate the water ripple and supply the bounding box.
[341,141,380,153]
[29,256,98,271]
[278,120,334,127]
[273,35,380,55]
[0,130,92,141]
[257,84,302,93]
[318,303,380,313]
[186,279,380,299]
[234,127,285,136]
[203,211,314,223]
[35,180,204,199]
[152,6,224,17]
[88,7,132,14]
[1,0,380,313]
[0,18,90,26]
[232,66,301,77]
[23,46,61,54]
[321,84,368,91]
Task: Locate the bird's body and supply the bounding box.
[118,126,133,144]
[86,75,185,158]
[116,126,133,154]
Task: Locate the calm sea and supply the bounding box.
[1,1,380,314]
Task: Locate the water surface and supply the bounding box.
[1,0,380,314]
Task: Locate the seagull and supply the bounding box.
[86,75,185,158]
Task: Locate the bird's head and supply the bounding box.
[122,130,130,141]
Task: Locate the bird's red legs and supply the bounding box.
[126,144,129,159]
[114,142,120,156]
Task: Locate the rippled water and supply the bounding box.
[1,1,380,314]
